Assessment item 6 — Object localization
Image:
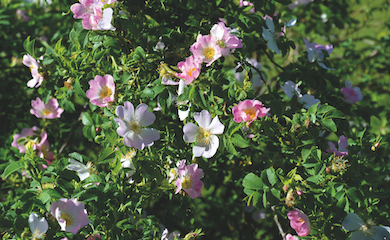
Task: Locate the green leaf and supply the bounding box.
[317,104,336,114]
[69,152,84,162]
[83,174,102,184]
[301,148,311,161]
[2,161,24,179]
[266,167,277,186]
[243,173,263,190]
[231,134,250,148]
[321,119,337,132]
[82,112,93,126]
[324,110,345,119]
[99,148,115,163]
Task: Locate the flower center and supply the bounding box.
[187,68,196,77]
[243,108,257,120]
[182,175,192,189]
[42,107,53,116]
[32,227,45,239]
[202,46,215,61]
[128,119,143,135]
[99,86,112,99]
[216,39,226,48]
[60,211,75,227]
[359,220,375,237]
[195,127,212,145]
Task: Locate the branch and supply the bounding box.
[262,48,285,71]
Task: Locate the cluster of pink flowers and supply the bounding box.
[22,54,44,88]
[174,20,243,85]
[70,0,116,31]
[173,160,204,199]
[232,99,270,126]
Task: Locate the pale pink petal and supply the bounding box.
[183,123,198,143]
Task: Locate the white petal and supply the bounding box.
[29,213,48,238]
[97,8,116,31]
[183,123,199,143]
[193,145,205,157]
[66,158,90,181]
[342,212,364,231]
[373,226,390,240]
[286,18,297,27]
[201,135,219,158]
[350,230,372,240]
[194,110,211,128]
[209,116,224,135]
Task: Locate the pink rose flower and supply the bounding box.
[190,34,222,67]
[183,110,224,158]
[70,0,104,30]
[86,74,115,107]
[174,160,204,199]
[210,21,243,57]
[50,198,90,234]
[30,97,64,119]
[239,0,255,13]
[11,126,47,153]
[114,101,160,150]
[176,55,202,84]
[286,233,299,240]
[287,208,310,236]
[326,135,348,156]
[232,99,270,125]
[37,139,55,168]
[22,54,44,88]
[340,80,363,104]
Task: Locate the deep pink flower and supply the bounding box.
[183,110,224,158]
[30,97,64,119]
[210,21,243,57]
[86,74,115,107]
[326,135,348,156]
[286,233,299,240]
[37,139,55,167]
[11,126,47,153]
[287,208,310,236]
[340,80,363,104]
[50,198,90,234]
[303,37,334,70]
[176,55,202,84]
[22,54,44,88]
[190,34,222,67]
[174,160,204,199]
[232,100,270,125]
[114,101,160,150]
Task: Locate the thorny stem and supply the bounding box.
[272,206,286,240]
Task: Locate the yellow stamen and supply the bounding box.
[202,47,215,61]
[42,107,53,116]
[243,108,256,120]
[187,68,196,77]
[182,175,192,189]
[195,127,212,145]
[60,211,75,227]
[99,86,112,99]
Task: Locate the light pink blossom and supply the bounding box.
[30,97,64,119]
[210,21,243,57]
[174,160,204,199]
[11,126,47,153]
[340,80,363,104]
[22,54,44,88]
[114,101,160,150]
[50,198,90,234]
[287,208,311,237]
[303,37,334,70]
[232,100,270,125]
[286,233,299,240]
[86,74,115,107]
[190,34,222,67]
[183,110,224,158]
[37,139,55,167]
[176,55,202,84]
[70,0,115,30]
[326,135,348,156]
[29,213,48,239]
[97,8,115,31]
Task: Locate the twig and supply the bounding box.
[262,48,285,71]
[274,214,286,239]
